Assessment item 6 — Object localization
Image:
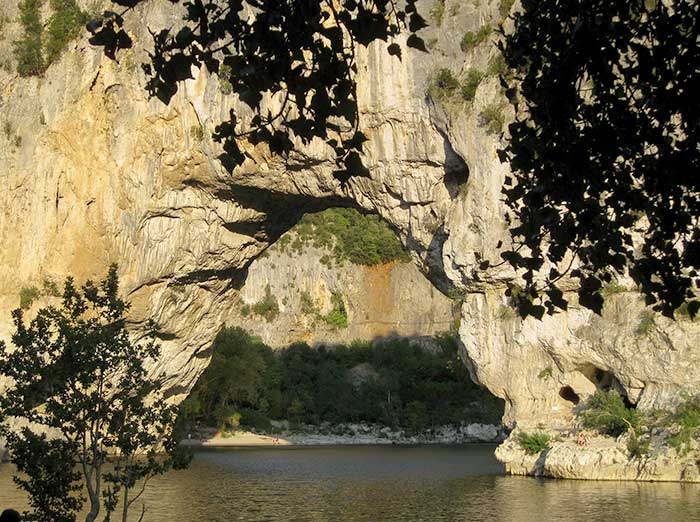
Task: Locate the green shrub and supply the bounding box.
[487,54,508,77]
[480,103,505,134]
[19,286,40,310]
[581,389,642,437]
[405,401,429,433]
[518,432,551,455]
[497,305,516,320]
[300,291,318,315]
[14,0,90,76]
[667,396,700,454]
[218,64,233,94]
[214,405,241,432]
[287,398,306,422]
[14,0,44,77]
[190,125,204,142]
[15,0,90,76]
[240,409,272,432]
[42,276,60,297]
[499,0,516,19]
[537,366,553,381]
[45,0,89,65]
[240,303,251,317]
[430,0,445,25]
[252,285,279,321]
[293,207,410,266]
[635,309,655,336]
[461,25,492,52]
[429,68,460,100]
[627,435,650,457]
[675,302,697,320]
[460,69,484,101]
[601,280,627,296]
[323,291,348,329]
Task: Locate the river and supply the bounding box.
[1,445,698,521]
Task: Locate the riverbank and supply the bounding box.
[496,429,700,483]
[180,422,506,447]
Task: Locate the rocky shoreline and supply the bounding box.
[180,422,507,448]
[495,429,700,483]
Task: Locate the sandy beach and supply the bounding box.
[180,423,505,448]
[182,431,294,447]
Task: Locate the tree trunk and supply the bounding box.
[121,486,129,522]
[85,463,101,522]
[85,492,100,522]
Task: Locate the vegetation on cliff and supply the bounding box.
[14,0,90,76]
[579,390,700,457]
[517,432,551,455]
[14,0,44,76]
[274,207,410,266]
[177,327,503,435]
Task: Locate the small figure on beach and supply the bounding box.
[576,433,588,447]
[0,508,21,522]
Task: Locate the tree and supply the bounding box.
[87,0,427,181]
[198,327,268,415]
[0,266,189,522]
[496,0,699,319]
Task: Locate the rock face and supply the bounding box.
[0,0,699,480]
[233,228,454,347]
[495,430,700,483]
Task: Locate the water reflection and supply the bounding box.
[1,445,697,522]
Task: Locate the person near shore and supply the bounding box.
[0,509,21,522]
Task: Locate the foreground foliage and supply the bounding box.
[498,0,700,319]
[178,328,503,434]
[0,266,189,522]
[89,0,427,181]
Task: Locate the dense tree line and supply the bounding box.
[178,327,503,434]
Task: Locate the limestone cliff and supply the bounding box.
[235,228,454,347]
[0,0,699,480]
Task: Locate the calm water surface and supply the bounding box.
[1,445,698,522]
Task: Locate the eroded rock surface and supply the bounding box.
[0,0,699,480]
[496,430,700,483]
[234,236,454,348]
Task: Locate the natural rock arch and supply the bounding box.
[0,0,698,434]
